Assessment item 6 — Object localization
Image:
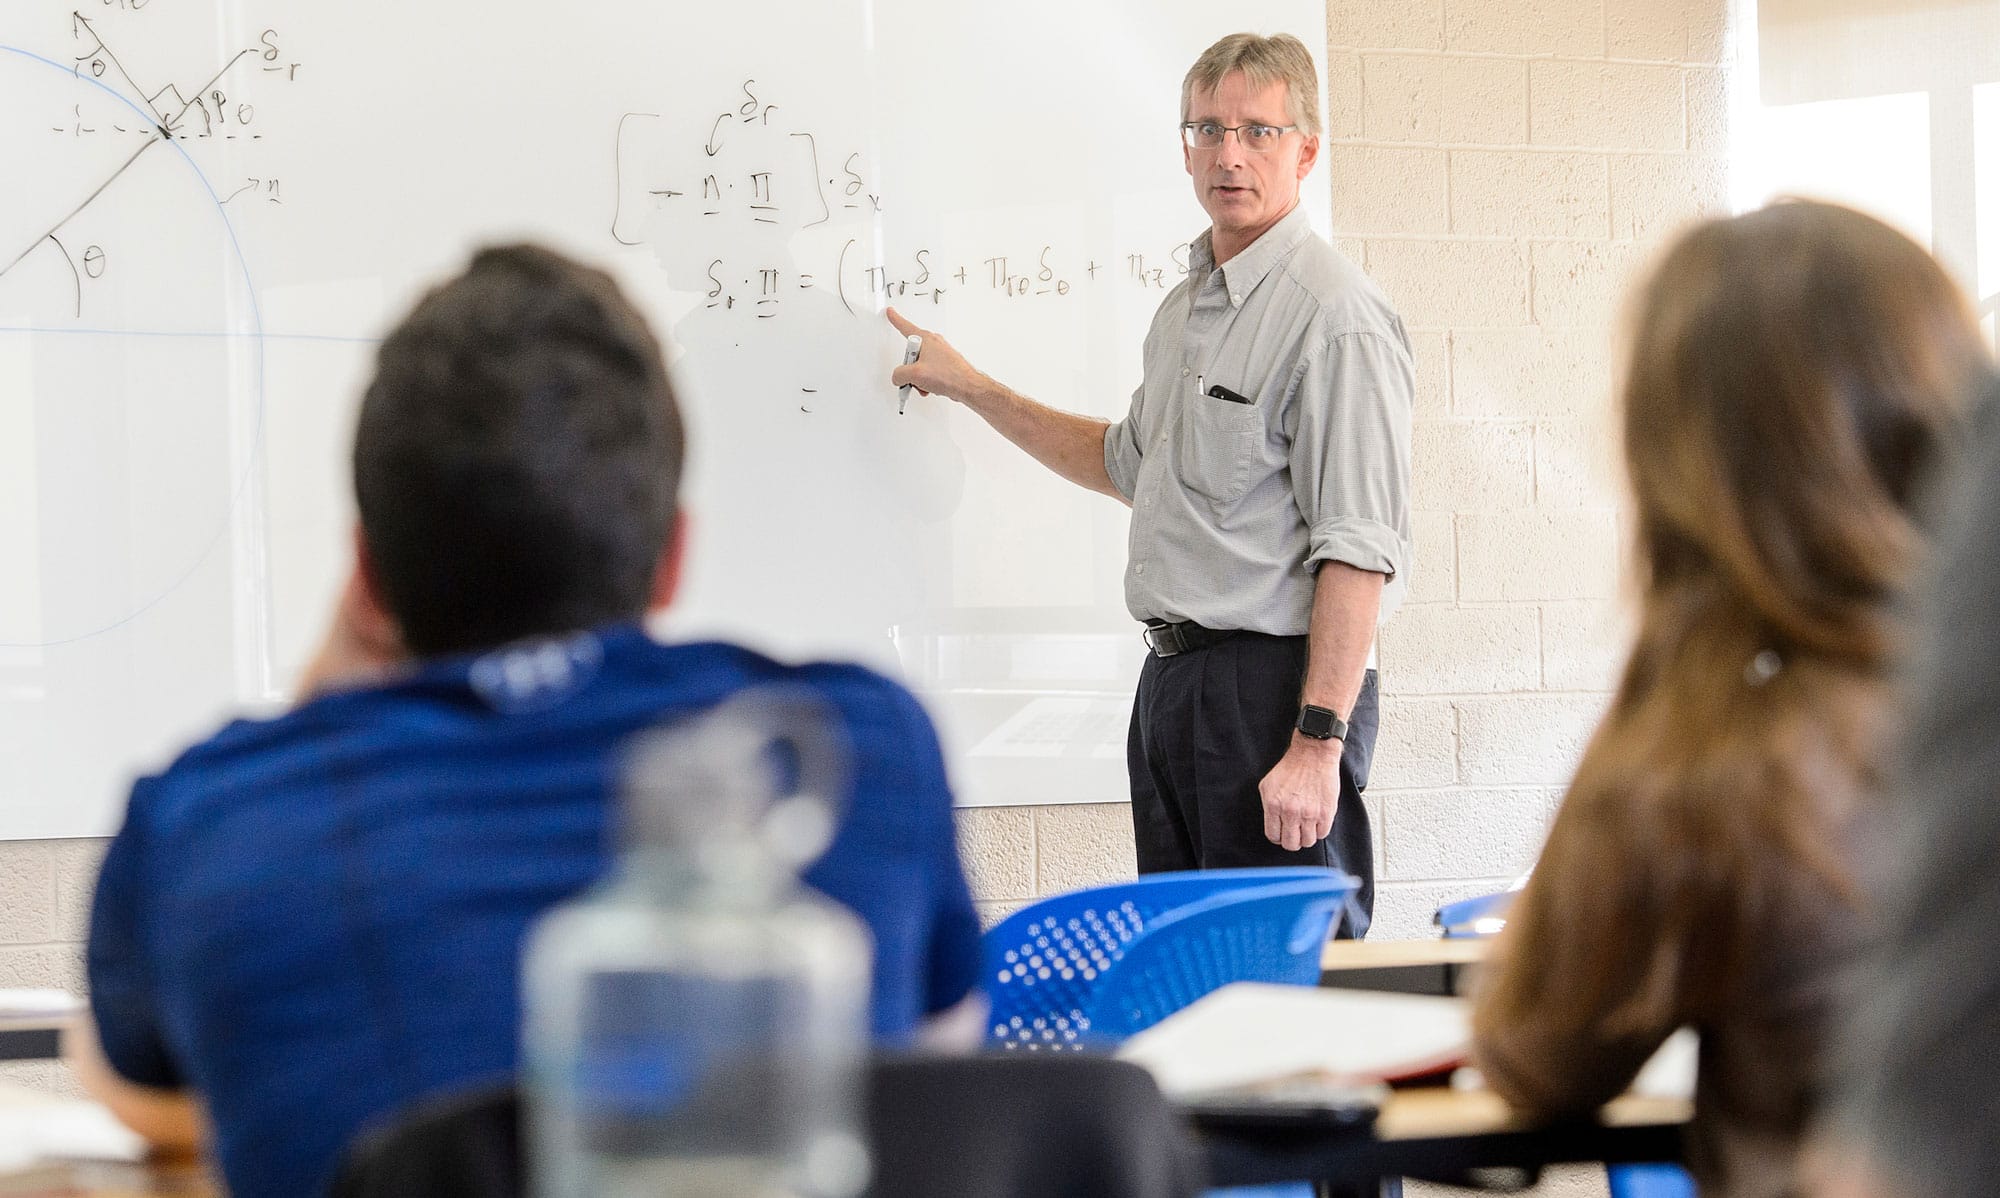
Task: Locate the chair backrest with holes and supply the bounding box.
[981,868,1356,1051]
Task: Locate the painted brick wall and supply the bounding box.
[965,0,1732,941]
[0,839,100,993]
[0,839,104,1092]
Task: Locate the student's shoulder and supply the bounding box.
[120,715,322,838]
[134,680,413,806]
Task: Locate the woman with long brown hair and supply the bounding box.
[1470,199,1993,1197]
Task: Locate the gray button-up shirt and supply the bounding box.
[1103,204,1414,637]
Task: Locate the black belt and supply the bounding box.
[1142,620,1238,657]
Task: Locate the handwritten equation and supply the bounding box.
[612,80,1198,324]
[611,79,877,238]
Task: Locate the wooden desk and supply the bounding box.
[1185,974,1690,1191]
[1320,937,1487,996]
[0,1159,217,1197]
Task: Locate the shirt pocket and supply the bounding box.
[1177,391,1261,504]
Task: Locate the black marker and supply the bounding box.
[1206,383,1253,405]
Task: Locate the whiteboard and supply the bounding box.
[0,0,1329,837]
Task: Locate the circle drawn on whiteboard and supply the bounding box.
[0,43,266,648]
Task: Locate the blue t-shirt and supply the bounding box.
[87,626,982,1198]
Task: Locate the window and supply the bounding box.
[1737,0,2000,350]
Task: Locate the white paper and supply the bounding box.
[1116,983,1470,1097]
[0,1097,147,1174]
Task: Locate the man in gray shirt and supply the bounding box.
[888,33,1412,935]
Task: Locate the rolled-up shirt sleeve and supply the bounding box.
[1102,381,1147,501]
[1288,329,1413,578]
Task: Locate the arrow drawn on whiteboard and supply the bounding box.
[70,12,167,125]
[610,111,659,246]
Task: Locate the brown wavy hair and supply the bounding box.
[1550,200,1987,1022]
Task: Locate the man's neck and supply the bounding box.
[1209,201,1298,267]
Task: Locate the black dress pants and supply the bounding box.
[1127,632,1378,939]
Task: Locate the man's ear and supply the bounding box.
[647,510,690,613]
[347,528,408,660]
[296,529,410,697]
[1295,132,1320,182]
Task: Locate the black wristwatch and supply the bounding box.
[1296,704,1349,742]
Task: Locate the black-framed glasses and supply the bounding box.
[1180,121,1298,152]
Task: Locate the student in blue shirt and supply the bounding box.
[77,244,985,1198]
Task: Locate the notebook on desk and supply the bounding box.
[1116,984,1471,1100]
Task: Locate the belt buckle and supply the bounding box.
[1143,623,1183,657]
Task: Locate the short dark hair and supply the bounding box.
[353,244,684,658]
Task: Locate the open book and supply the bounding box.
[1115,983,1471,1100]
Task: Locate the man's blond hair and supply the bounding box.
[1181,33,1322,139]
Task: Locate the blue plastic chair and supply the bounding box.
[982,868,1358,1051]
[1608,1163,1696,1198]
[1433,887,1518,938]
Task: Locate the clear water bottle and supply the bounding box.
[522,689,874,1198]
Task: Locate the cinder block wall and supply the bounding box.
[0,840,104,1091]
[0,840,101,994]
[963,0,1732,937]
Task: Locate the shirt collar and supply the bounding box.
[1189,203,1312,308]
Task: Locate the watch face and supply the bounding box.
[1298,705,1339,739]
